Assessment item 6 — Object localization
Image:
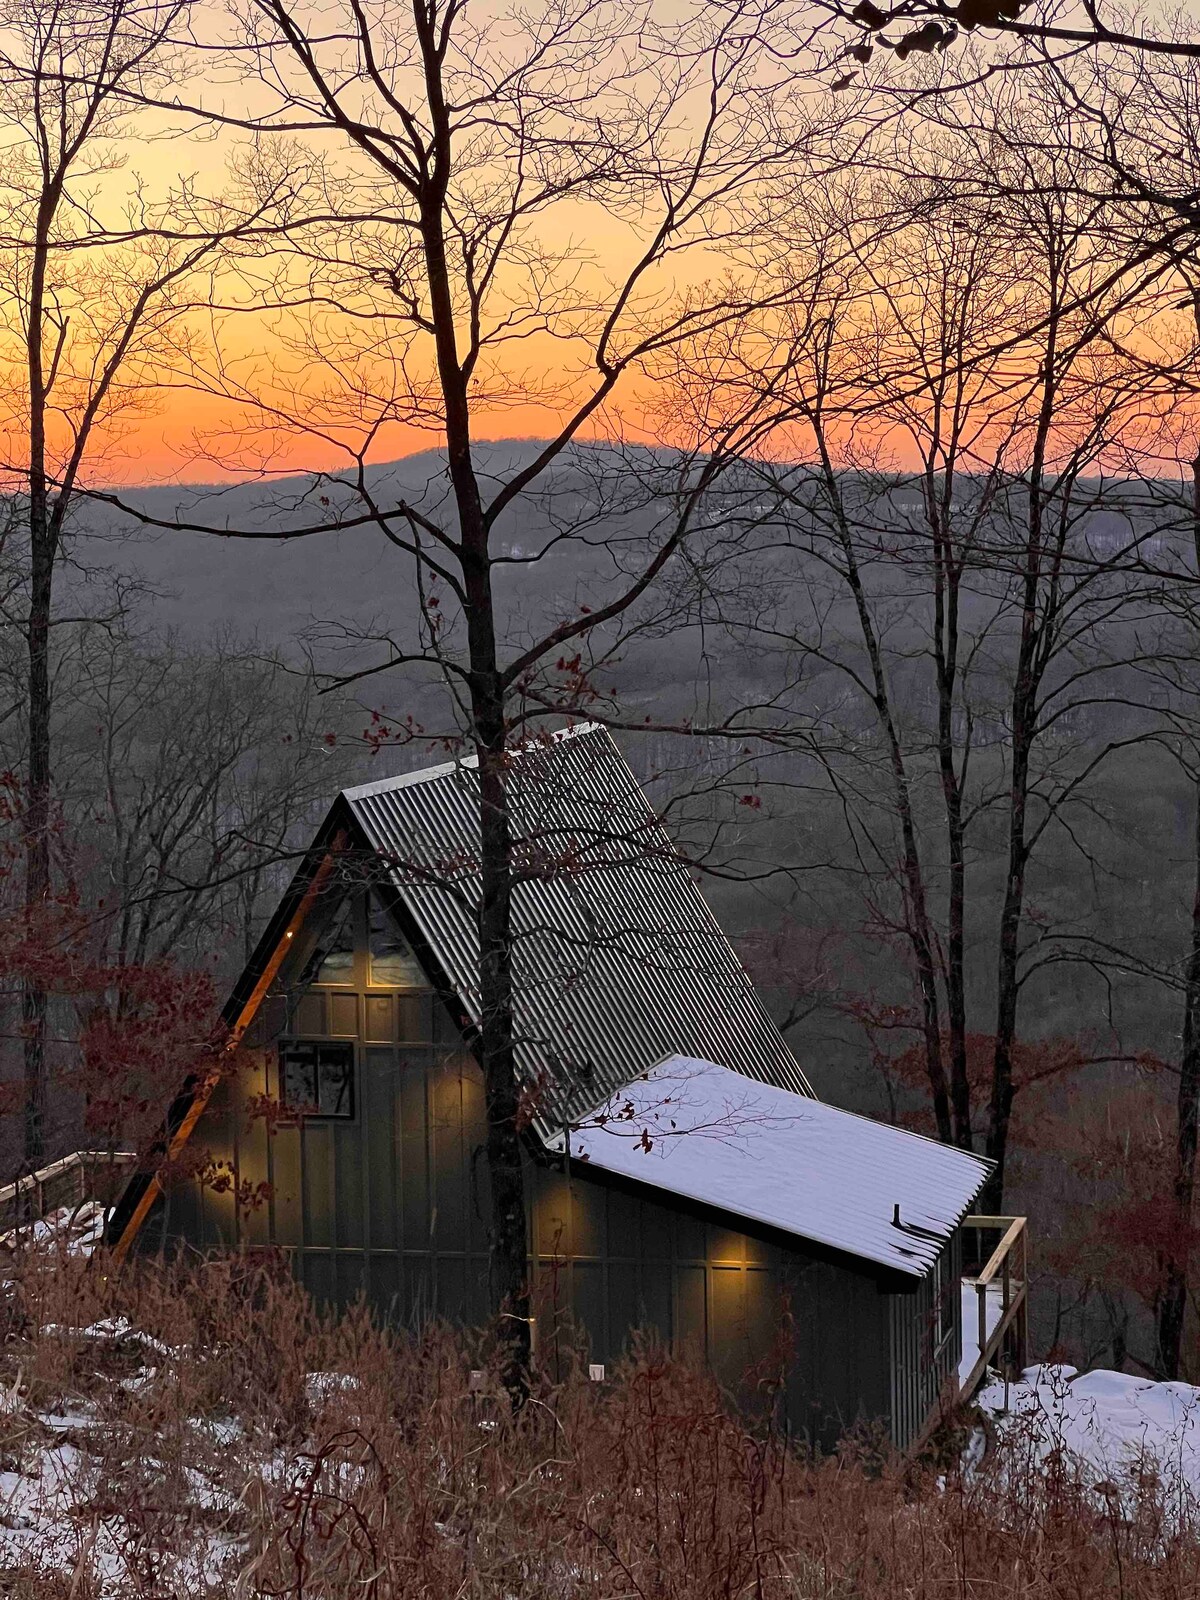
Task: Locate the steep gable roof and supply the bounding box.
[344,723,810,1137]
[108,724,807,1255]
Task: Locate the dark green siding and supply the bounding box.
[887,1229,963,1450]
[156,910,948,1451]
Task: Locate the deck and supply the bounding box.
[957,1214,1029,1398]
[0,1151,136,1235]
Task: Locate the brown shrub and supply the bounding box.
[0,1254,1195,1597]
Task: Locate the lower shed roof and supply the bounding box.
[544,1056,991,1277]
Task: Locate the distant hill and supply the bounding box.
[54,442,1192,1114]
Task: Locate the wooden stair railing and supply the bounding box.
[959,1214,1030,1399]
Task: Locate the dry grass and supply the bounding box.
[0,1253,1193,1597]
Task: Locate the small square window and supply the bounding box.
[279,1040,355,1118]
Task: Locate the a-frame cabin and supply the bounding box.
[108,724,990,1450]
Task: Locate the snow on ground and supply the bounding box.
[0,1201,107,1261]
[0,1307,390,1595]
[973,1363,1200,1521]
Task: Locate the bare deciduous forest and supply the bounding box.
[5,0,1200,1590]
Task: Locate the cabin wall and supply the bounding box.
[886,1229,963,1451]
[534,1159,892,1447]
[160,999,895,1449]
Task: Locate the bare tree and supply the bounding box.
[679,105,1187,1211]
[0,0,274,1167]
[90,0,837,1395]
[59,622,358,973]
[819,1,1200,72]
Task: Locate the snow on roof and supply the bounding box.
[544,1055,991,1277]
[341,720,592,802]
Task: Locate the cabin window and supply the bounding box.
[300,896,357,986]
[279,1039,355,1118]
[368,893,426,988]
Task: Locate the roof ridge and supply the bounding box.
[341,720,603,802]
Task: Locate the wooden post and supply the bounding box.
[1018,1223,1029,1370]
[1003,1239,1011,1319]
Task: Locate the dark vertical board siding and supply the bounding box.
[303,1250,337,1310]
[295,993,323,1036]
[570,1174,606,1258]
[438,1255,468,1321]
[336,1252,367,1305]
[639,1260,672,1341]
[365,996,392,1043]
[674,1210,706,1263]
[745,1268,779,1366]
[163,1168,204,1246]
[302,1125,334,1249]
[398,994,434,1043]
[365,1049,397,1250]
[334,1112,365,1248]
[404,1254,434,1326]
[465,1251,491,1325]
[399,1059,428,1254]
[430,1058,467,1251]
[606,1184,642,1256]
[607,1262,640,1360]
[711,1265,746,1387]
[199,1080,237,1247]
[239,1057,271,1249]
[887,1231,962,1450]
[710,1226,746,1266]
[159,956,929,1450]
[271,1126,303,1249]
[328,994,358,1036]
[572,1261,607,1357]
[675,1264,707,1359]
[369,1252,401,1319]
[538,1171,571,1261]
[744,1230,779,1267]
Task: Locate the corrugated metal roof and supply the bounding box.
[343,725,811,1135]
[545,1055,990,1276]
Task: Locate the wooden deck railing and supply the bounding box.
[0,1150,136,1235]
[958,1214,1029,1399]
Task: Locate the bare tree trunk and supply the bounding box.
[811,449,952,1142]
[930,474,972,1150]
[415,29,530,1395]
[982,265,1063,1213]
[985,715,1032,1209]
[1156,447,1200,1380]
[22,533,53,1173]
[22,193,57,1173]
[984,486,1043,1210]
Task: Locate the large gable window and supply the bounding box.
[299,895,356,987]
[368,893,425,988]
[279,1039,355,1118]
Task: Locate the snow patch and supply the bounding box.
[974,1363,1200,1522]
[0,1201,107,1260]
